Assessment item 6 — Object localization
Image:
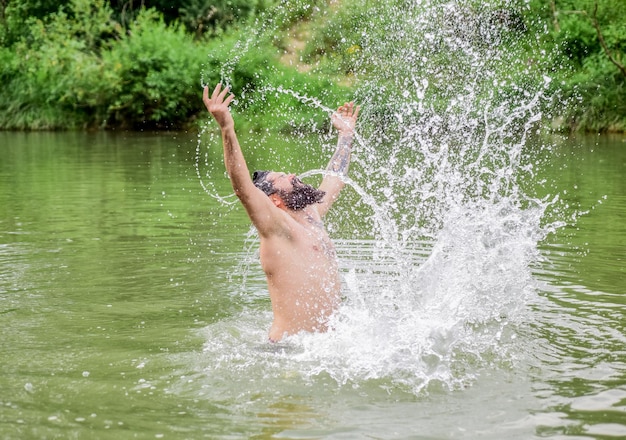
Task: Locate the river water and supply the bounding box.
[0,130,624,439]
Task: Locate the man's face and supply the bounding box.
[267,172,325,211]
[267,172,298,192]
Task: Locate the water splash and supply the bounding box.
[194,126,239,206]
[197,0,567,394]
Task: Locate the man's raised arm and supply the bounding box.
[317,102,360,218]
[202,84,278,233]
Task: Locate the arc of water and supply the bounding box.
[299,168,421,271]
[195,128,239,206]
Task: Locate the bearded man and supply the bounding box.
[203,83,360,342]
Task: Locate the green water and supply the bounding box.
[0,131,624,439]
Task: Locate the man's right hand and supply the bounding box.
[331,101,360,135]
[203,84,235,129]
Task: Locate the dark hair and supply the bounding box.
[252,170,276,196]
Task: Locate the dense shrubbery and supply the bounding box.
[526,0,626,132]
[296,0,626,133]
[0,0,118,129]
[0,0,624,132]
[0,0,271,44]
[104,9,207,129]
[0,0,348,130]
[0,0,208,129]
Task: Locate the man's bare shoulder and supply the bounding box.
[243,192,292,238]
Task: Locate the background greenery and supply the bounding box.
[0,0,624,132]
[527,0,626,132]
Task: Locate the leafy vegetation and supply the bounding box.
[0,0,624,132]
[526,0,626,132]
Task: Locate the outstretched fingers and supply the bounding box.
[210,83,223,101]
[222,92,235,107]
[218,84,231,101]
[204,83,235,108]
[338,102,360,121]
[204,83,236,128]
[338,102,360,119]
[202,85,213,106]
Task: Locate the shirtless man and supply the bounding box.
[203,83,360,342]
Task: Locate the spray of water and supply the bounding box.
[197,0,566,394]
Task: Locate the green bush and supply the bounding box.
[0,0,62,46]
[266,0,328,30]
[301,5,367,75]
[525,0,626,132]
[104,8,206,129]
[2,0,623,132]
[176,0,271,37]
[0,0,347,131]
[0,0,210,130]
[0,0,119,129]
[0,0,268,44]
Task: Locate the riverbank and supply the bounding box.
[0,0,624,133]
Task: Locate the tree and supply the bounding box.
[530,0,626,131]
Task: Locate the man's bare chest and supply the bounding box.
[259,227,336,274]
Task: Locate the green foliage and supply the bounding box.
[243,66,347,135]
[1,0,625,132]
[300,2,368,75]
[0,0,61,45]
[199,31,349,134]
[177,0,270,36]
[528,0,626,131]
[0,0,120,129]
[267,0,327,29]
[560,64,626,132]
[0,0,209,129]
[0,0,271,43]
[105,0,272,37]
[104,8,206,129]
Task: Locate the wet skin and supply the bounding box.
[259,173,341,341]
[203,83,359,341]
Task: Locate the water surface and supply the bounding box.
[0,131,624,439]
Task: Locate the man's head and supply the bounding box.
[252,170,325,211]
[252,171,277,196]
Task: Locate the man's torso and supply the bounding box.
[259,210,341,341]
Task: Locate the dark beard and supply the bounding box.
[278,180,325,211]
